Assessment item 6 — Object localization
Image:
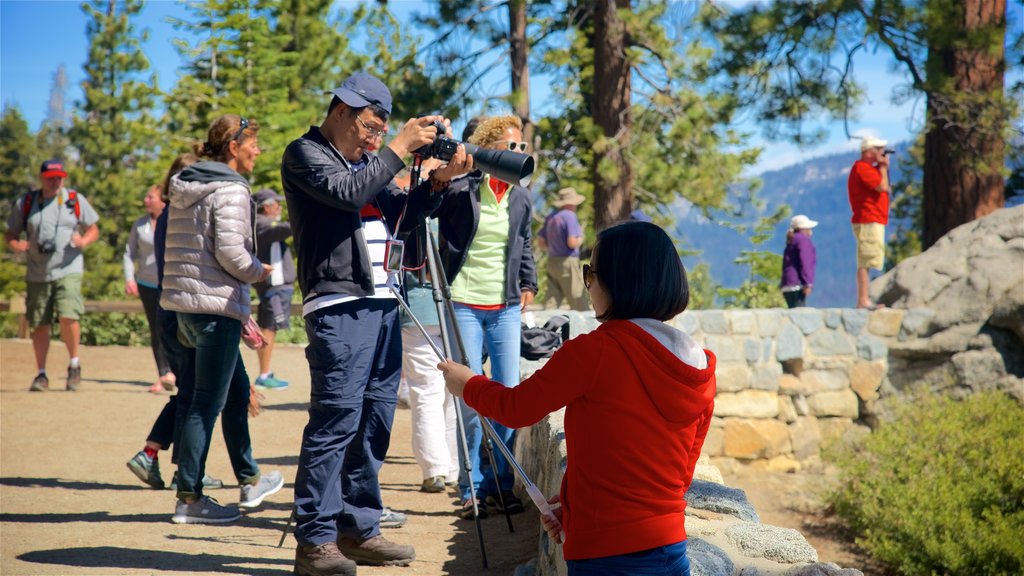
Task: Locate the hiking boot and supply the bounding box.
[126,450,165,489]
[420,476,445,493]
[457,498,488,520]
[238,470,284,509]
[336,534,415,566]
[255,372,289,390]
[171,495,240,524]
[170,471,224,491]
[66,365,81,391]
[295,542,357,576]
[485,491,525,514]
[380,506,406,529]
[29,373,49,392]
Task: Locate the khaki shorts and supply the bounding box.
[852,223,886,270]
[26,273,84,328]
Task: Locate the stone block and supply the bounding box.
[850,360,886,401]
[787,563,866,576]
[693,463,725,485]
[706,335,745,363]
[825,309,843,329]
[764,454,802,472]
[716,363,752,393]
[857,333,888,360]
[675,312,700,336]
[899,308,935,340]
[715,390,780,418]
[842,308,869,336]
[777,395,797,423]
[776,324,805,362]
[789,417,822,460]
[688,537,736,576]
[701,310,728,334]
[755,309,784,336]
[802,369,850,392]
[761,337,774,362]
[952,349,1008,388]
[751,363,782,392]
[730,310,756,334]
[744,338,761,363]
[790,309,824,335]
[808,330,857,356]
[723,418,792,459]
[711,416,726,428]
[686,479,760,522]
[793,394,811,416]
[778,374,804,396]
[701,426,725,457]
[725,523,819,563]
[819,418,871,449]
[867,308,905,337]
[807,389,859,418]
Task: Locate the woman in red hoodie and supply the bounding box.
[441,221,716,575]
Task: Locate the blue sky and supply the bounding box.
[1,1,1018,174]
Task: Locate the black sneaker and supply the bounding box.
[485,491,525,514]
[29,373,49,392]
[67,365,81,391]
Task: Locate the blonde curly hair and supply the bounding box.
[467,115,523,148]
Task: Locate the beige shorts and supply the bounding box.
[852,223,886,270]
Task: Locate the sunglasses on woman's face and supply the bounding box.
[502,140,528,153]
[582,263,597,289]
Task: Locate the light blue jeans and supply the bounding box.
[567,540,690,576]
[452,302,521,502]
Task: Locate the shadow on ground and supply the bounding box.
[18,547,292,575]
[0,477,140,491]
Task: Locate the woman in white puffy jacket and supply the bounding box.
[159,114,283,524]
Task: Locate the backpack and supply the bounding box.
[520,315,570,360]
[21,189,81,228]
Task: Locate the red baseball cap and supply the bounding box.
[40,159,68,178]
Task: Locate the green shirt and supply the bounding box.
[449,177,510,305]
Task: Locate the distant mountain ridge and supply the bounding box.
[672,145,911,308]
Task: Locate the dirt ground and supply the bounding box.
[0,338,880,576]
[0,339,538,576]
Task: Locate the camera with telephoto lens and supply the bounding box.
[883,148,896,156]
[415,118,536,187]
[38,239,56,254]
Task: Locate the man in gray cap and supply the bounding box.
[252,188,294,391]
[281,72,473,575]
[538,187,588,310]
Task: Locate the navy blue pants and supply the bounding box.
[147,307,195,463]
[567,540,690,576]
[293,299,402,545]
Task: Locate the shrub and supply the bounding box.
[828,391,1024,575]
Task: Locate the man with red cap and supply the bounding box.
[5,160,100,391]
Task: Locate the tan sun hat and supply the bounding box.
[791,214,819,230]
[860,136,888,152]
[554,187,585,207]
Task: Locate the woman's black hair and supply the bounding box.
[591,221,689,321]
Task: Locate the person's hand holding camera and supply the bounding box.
[388,115,448,159]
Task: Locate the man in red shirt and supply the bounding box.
[847,136,891,309]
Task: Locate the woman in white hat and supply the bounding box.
[779,214,818,308]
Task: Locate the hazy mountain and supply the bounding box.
[671,144,912,308]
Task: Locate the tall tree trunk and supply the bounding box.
[922,0,1006,248]
[591,0,633,231]
[509,0,532,147]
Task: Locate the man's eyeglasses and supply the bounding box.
[355,115,387,140]
[502,141,528,153]
[582,263,597,289]
[233,117,249,142]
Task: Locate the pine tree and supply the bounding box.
[68,0,162,298]
[0,105,40,201]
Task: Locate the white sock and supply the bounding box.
[69,357,81,368]
[259,372,271,379]
[38,369,47,376]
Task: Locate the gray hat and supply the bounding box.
[253,188,283,205]
[330,72,392,116]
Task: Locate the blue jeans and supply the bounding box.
[175,313,259,499]
[293,299,402,545]
[567,541,690,576]
[452,303,521,501]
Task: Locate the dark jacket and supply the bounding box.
[780,231,816,288]
[281,126,437,302]
[253,213,296,297]
[433,171,538,305]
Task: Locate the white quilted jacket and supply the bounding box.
[159,162,264,322]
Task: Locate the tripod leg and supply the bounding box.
[452,391,488,569]
[278,509,294,547]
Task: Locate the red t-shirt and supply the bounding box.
[847,160,889,224]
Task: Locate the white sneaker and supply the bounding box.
[238,470,284,509]
[172,496,240,524]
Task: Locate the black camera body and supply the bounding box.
[38,239,56,254]
[883,148,896,156]
[414,118,535,187]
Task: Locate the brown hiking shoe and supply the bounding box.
[336,534,415,566]
[29,373,49,392]
[294,542,357,576]
[67,365,81,391]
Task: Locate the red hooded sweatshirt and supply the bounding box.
[463,318,717,560]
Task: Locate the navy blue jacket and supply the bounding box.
[432,172,538,305]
